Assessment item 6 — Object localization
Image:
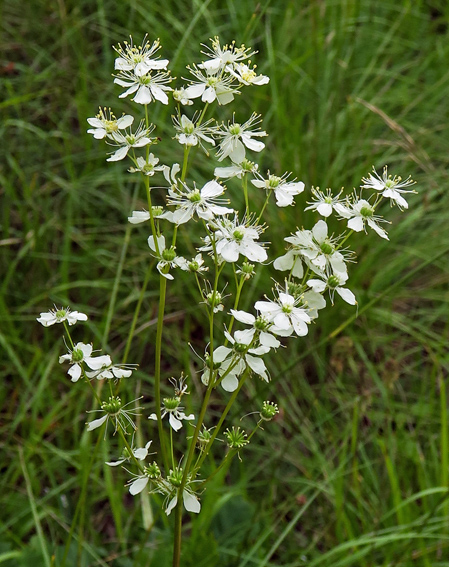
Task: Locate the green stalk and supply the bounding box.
[196,369,249,471]
[172,502,183,567]
[155,275,170,472]
[172,234,221,566]
[257,190,271,224]
[243,174,250,216]
[440,372,448,521]
[225,274,246,340]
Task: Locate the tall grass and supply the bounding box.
[1,0,449,565]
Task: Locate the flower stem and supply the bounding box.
[243,175,249,216]
[257,191,271,224]
[196,369,249,471]
[155,275,170,472]
[172,500,183,567]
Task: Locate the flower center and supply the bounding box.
[103,119,118,133]
[102,396,122,414]
[224,426,248,449]
[164,396,180,411]
[152,206,164,216]
[145,462,161,479]
[233,342,247,354]
[168,468,184,487]
[360,205,374,217]
[268,175,281,188]
[260,401,279,421]
[281,303,293,314]
[327,275,340,289]
[188,260,199,271]
[126,134,136,145]
[242,68,256,81]
[241,159,254,172]
[71,348,84,363]
[233,229,245,242]
[188,190,202,203]
[320,240,333,255]
[254,316,270,331]
[162,247,176,262]
[207,77,218,86]
[206,291,222,307]
[56,309,67,320]
[229,124,242,136]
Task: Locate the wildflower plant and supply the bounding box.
[37,35,416,566]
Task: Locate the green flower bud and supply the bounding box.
[224,426,248,449]
[71,348,85,363]
[162,247,176,262]
[101,396,122,414]
[163,396,180,411]
[145,462,161,480]
[260,401,279,421]
[168,467,184,487]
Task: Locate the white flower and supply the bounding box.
[85,363,136,380]
[338,195,390,240]
[166,180,233,224]
[165,483,201,516]
[87,108,134,140]
[361,166,416,210]
[114,36,169,75]
[156,467,201,515]
[86,396,142,434]
[215,113,267,163]
[148,397,194,431]
[173,114,216,151]
[148,234,183,280]
[114,70,173,105]
[216,330,270,387]
[184,65,239,105]
[304,187,345,217]
[284,220,349,275]
[128,206,168,224]
[308,272,356,306]
[214,159,258,179]
[128,468,201,516]
[199,37,255,73]
[230,309,281,349]
[272,249,304,278]
[106,121,156,162]
[128,154,165,176]
[106,440,153,467]
[59,342,111,382]
[202,215,268,263]
[173,87,194,106]
[205,331,270,392]
[251,172,305,207]
[226,62,269,86]
[255,288,311,337]
[301,289,327,319]
[162,163,181,190]
[175,253,208,274]
[37,306,87,327]
[200,352,242,392]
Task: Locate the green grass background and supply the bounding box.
[2,0,449,565]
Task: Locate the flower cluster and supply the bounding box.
[39,33,417,535]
